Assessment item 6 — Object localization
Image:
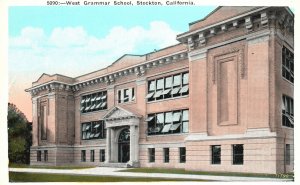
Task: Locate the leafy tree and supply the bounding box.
[7,103,32,164]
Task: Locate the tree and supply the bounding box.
[7,103,32,164]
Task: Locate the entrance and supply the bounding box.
[118,128,130,163]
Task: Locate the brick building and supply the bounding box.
[25,6,294,174]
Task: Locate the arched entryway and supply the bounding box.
[118,128,130,163]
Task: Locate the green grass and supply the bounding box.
[120,168,294,179]
[9,172,204,182]
[9,163,95,169]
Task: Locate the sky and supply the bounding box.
[8,6,217,121]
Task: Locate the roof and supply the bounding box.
[189,6,262,31]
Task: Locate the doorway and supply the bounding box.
[118,128,130,163]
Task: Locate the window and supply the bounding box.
[282,46,294,83]
[179,147,186,163]
[232,144,244,165]
[146,72,189,102]
[147,109,189,135]
[286,144,290,165]
[82,120,106,140]
[282,95,294,128]
[80,91,107,113]
[81,150,86,162]
[37,151,41,162]
[211,145,221,164]
[44,150,48,162]
[90,150,95,162]
[118,88,135,103]
[100,149,105,162]
[149,148,155,163]
[164,148,169,163]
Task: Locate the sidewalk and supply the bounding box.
[9,167,292,182]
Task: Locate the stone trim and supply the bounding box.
[26,50,188,95]
[246,31,270,45]
[139,142,185,149]
[185,128,276,141]
[188,49,207,61]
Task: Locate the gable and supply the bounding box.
[189,6,261,31]
[107,54,146,73]
[32,73,54,86]
[103,106,141,120]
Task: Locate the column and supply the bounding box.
[105,127,111,163]
[129,125,135,162]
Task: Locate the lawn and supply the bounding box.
[120,168,294,179]
[9,163,94,169]
[9,172,204,182]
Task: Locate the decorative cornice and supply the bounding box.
[177,7,293,52]
[26,50,188,96]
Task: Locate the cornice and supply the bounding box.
[25,50,188,96]
[177,7,294,52]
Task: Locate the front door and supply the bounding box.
[118,128,130,163]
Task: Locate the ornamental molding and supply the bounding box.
[177,7,293,52]
[211,46,245,84]
[26,50,188,96]
[188,49,207,61]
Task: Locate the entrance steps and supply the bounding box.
[100,162,139,168]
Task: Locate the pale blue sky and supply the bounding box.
[8,6,216,121]
[9,6,216,37]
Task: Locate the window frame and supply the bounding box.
[81,120,106,140]
[282,46,294,83]
[149,148,155,163]
[164,148,170,163]
[118,87,135,104]
[81,150,86,162]
[146,72,189,102]
[211,145,221,165]
[179,147,186,163]
[232,144,244,165]
[147,109,189,136]
[44,150,48,162]
[37,151,41,162]
[90,150,95,162]
[282,95,294,128]
[80,91,107,114]
[100,149,105,162]
[285,144,291,165]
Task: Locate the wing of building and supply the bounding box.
[25,6,294,174]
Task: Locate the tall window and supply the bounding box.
[282,46,294,83]
[100,149,105,162]
[44,150,48,162]
[232,144,244,165]
[82,120,106,140]
[179,147,186,163]
[164,148,169,163]
[285,144,290,165]
[146,109,189,135]
[149,148,155,163]
[80,91,107,113]
[211,145,221,164]
[146,72,189,102]
[282,95,294,128]
[90,150,95,162]
[81,150,86,162]
[37,151,41,162]
[118,88,135,103]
